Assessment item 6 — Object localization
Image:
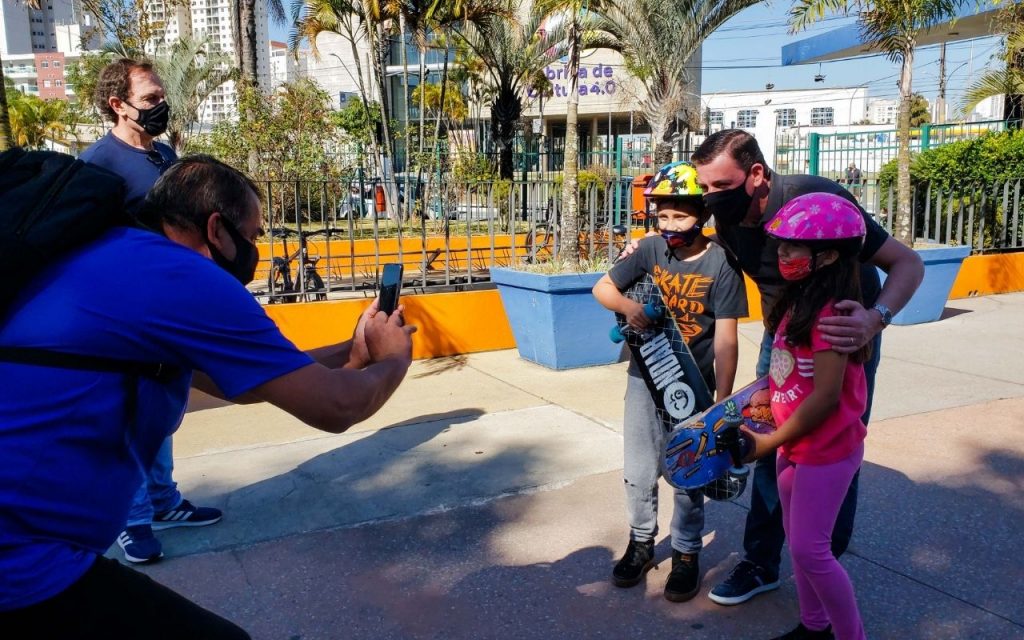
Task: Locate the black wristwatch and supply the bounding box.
[872,303,893,328]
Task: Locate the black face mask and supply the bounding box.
[127,100,170,137]
[207,216,259,286]
[704,176,754,227]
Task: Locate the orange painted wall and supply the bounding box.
[264,290,515,359]
[949,253,1024,299]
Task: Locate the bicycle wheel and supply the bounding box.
[307,271,326,301]
[524,228,553,263]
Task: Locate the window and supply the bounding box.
[56,80,62,86]
[41,61,49,68]
[737,110,759,128]
[776,108,796,127]
[53,61,60,67]
[709,110,724,125]
[43,80,52,88]
[811,107,834,126]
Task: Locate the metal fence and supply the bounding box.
[868,178,1024,253]
[774,120,1011,180]
[251,177,648,303]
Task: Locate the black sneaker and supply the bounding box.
[612,539,655,588]
[708,559,780,605]
[770,622,835,639]
[664,551,700,602]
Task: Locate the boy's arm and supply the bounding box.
[593,273,650,329]
[713,318,739,401]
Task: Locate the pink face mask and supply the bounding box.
[779,256,813,281]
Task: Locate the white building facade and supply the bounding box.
[269,40,309,89]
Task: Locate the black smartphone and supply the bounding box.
[378,263,403,316]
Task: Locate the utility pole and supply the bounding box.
[936,42,947,124]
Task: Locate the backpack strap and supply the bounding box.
[0,347,179,383]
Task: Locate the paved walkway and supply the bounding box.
[134,293,1024,639]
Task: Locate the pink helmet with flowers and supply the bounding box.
[764,192,866,255]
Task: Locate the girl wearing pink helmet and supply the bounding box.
[745,193,871,640]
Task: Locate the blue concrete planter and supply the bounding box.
[878,245,971,325]
[491,267,620,369]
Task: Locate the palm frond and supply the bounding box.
[958,68,1024,118]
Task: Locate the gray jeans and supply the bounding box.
[622,373,705,553]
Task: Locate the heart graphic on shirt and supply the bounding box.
[769,348,794,387]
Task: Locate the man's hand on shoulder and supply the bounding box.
[817,299,883,354]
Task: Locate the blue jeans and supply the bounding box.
[125,436,183,527]
[742,330,882,575]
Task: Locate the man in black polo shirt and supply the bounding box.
[690,130,923,606]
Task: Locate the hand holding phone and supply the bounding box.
[378,263,403,316]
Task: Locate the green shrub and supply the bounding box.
[879,129,1024,193]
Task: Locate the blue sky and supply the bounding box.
[270,2,1003,111]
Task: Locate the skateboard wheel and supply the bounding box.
[610,326,625,343]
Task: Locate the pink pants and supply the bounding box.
[777,443,866,640]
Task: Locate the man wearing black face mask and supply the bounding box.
[81,58,176,215]
[0,156,415,637]
[80,58,214,567]
[689,129,924,608]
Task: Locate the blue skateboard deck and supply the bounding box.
[663,376,776,495]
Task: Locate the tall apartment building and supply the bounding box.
[1,0,99,99]
[269,40,309,89]
[142,0,271,122]
[868,99,899,125]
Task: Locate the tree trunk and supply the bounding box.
[418,50,426,154]
[349,32,380,162]
[491,84,520,180]
[368,24,399,221]
[1005,47,1024,129]
[559,17,581,268]
[399,14,411,218]
[653,142,673,166]
[0,52,12,151]
[240,0,259,86]
[432,45,450,169]
[895,49,915,246]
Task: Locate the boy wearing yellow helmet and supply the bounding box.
[592,161,748,602]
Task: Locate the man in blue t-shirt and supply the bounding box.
[80,58,218,566]
[0,156,416,637]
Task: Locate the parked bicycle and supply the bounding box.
[267,227,336,303]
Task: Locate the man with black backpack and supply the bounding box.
[0,152,415,637]
[80,57,222,565]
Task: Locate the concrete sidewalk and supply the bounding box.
[138,293,1024,639]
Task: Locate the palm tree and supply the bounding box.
[593,0,760,166]
[457,1,564,179]
[790,0,968,246]
[1,0,42,150]
[958,4,1024,126]
[154,36,237,152]
[7,89,68,149]
[239,0,288,87]
[534,0,610,267]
